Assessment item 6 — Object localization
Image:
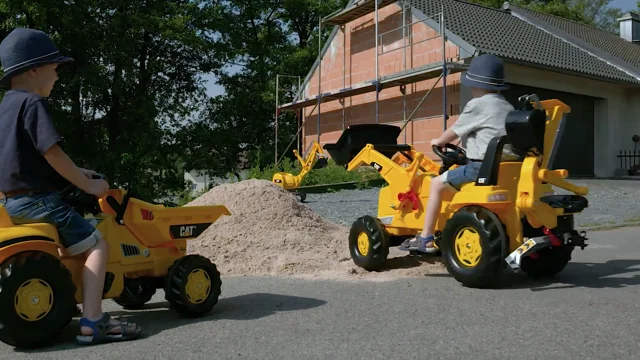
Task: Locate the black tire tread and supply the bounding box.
[520,246,573,278]
[348,215,389,271]
[0,251,77,348]
[164,254,222,318]
[112,280,157,310]
[441,206,506,288]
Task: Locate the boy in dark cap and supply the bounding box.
[400,53,517,254]
[0,27,141,345]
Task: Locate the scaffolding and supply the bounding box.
[274,0,469,165]
[274,74,302,165]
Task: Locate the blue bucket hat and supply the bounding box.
[0,27,74,87]
[461,53,509,91]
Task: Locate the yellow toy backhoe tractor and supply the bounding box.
[272,140,328,202]
[0,175,230,348]
[323,94,589,288]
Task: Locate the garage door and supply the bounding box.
[501,83,595,177]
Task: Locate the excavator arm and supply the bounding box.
[293,140,325,179]
[346,144,440,210]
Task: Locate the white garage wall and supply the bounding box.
[503,62,638,177]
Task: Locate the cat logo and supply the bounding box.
[371,162,383,172]
[169,222,212,239]
[274,179,282,183]
[180,225,197,237]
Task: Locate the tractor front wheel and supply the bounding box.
[164,255,222,318]
[440,206,506,288]
[0,252,77,348]
[348,215,389,271]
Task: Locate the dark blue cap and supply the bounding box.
[0,28,74,87]
[461,53,509,91]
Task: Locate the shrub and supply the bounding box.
[249,157,381,187]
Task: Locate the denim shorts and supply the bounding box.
[442,161,482,190]
[0,191,102,256]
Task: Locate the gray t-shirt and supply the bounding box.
[450,93,517,161]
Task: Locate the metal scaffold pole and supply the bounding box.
[375,0,379,124]
[441,6,448,131]
[274,74,302,166]
[275,74,279,165]
[317,1,322,143]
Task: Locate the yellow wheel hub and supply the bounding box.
[454,226,482,267]
[357,232,370,256]
[185,269,211,304]
[14,279,54,322]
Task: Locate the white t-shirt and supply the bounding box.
[451,93,518,161]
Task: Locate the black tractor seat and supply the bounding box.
[540,194,588,213]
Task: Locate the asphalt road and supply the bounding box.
[2,226,640,360]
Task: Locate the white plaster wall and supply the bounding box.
[503,62,638,177]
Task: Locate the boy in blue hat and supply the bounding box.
[0,28,141,344]
[400,53,517,253]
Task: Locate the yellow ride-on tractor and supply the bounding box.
[323,95,589,288]
[272,140,328,202]
[0,175,230,348]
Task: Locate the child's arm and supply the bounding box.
[431,129,459,146]
[43,144,93,192]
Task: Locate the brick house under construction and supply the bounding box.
[276,0,640,178]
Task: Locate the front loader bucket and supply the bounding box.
[323,124,403,166]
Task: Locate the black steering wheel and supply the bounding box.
[432,144,468,174]
[60,173,108,216]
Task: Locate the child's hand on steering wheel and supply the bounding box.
[80,167,98,179]
[85,179,110,198]
[430,138,445,147]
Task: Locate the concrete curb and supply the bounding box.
[577,221,640,232]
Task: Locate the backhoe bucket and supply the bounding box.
[313,157,328,169]
[323,124,403,166]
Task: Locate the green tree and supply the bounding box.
[0,0,225,201]
[178,0,349,178]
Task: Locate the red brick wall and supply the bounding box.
[301,3,463,159]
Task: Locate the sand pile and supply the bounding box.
[185,179,446,281]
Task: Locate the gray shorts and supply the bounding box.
[442,161,482,190]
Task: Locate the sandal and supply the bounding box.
[76,313,142,345]
[399,234,439,254]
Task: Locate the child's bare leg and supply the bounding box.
[420,176,445,240]
[80,237,108,326]
[78,236,137,336]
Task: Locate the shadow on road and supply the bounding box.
[381,254,443,270]
[15,292,326,353]
[500,259,640,291]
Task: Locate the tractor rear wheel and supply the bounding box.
[520,246,573,278]
[164,255,222,318]
[348,215,389,271]
[440,206,506,288]
[0,251,77,348]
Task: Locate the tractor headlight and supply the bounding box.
[487,193,508,202]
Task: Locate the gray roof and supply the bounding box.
[507,3,640,79]
[409,0,640,85]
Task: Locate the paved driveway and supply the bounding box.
[3,226,640,360]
